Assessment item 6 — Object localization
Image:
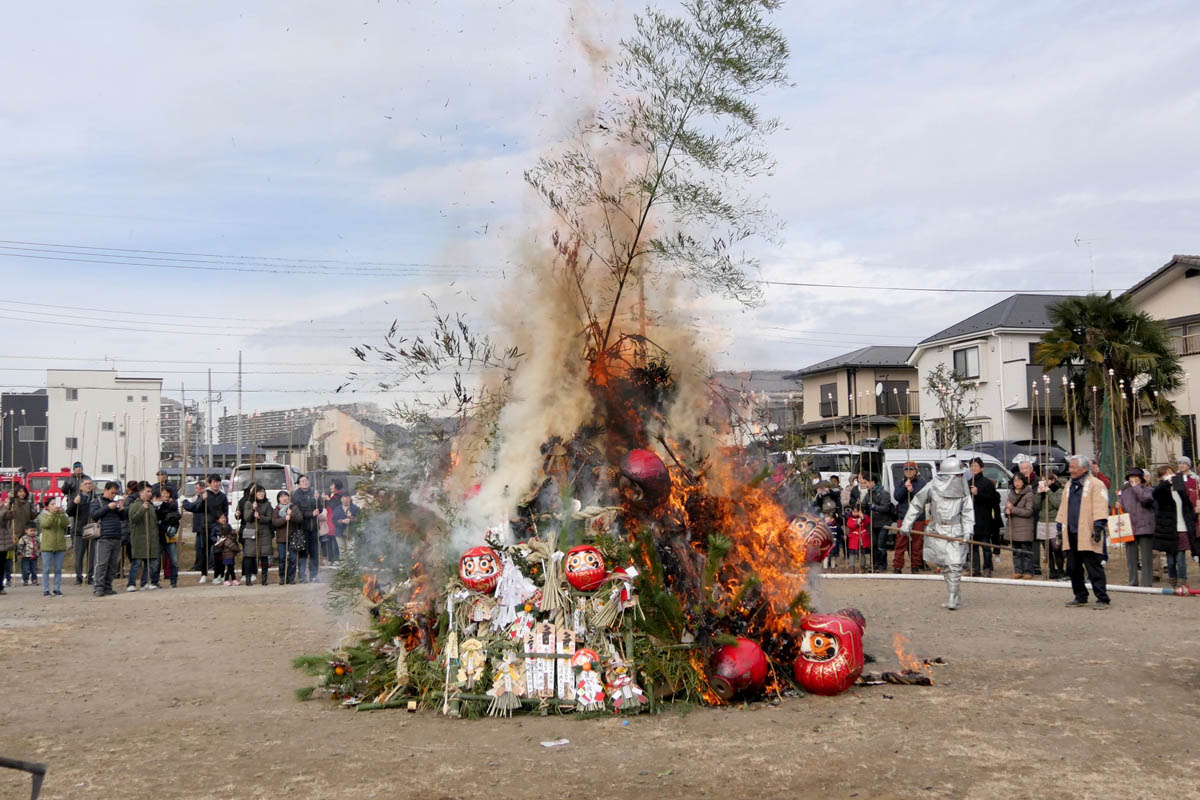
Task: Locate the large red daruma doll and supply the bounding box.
[565,545,607,592]
[790,512,834,563]
[459,546,501,593]
[708,637,768,701]
[793,613,864,695]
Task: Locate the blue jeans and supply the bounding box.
[156,541,179,586]
[127,558,160,587]
[41,550,66,593]
[1167,551,1189,582]
[21,557,38,582]
[277,542,298,584]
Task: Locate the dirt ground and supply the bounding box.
[1,572,1197,800]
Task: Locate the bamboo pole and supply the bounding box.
[882,525,1021,554]
[823,572,1197,596]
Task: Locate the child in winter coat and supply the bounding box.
[846,507,871,573]
[212,519,241,586]
[210,514,235,583]
[823,510,842,570]
[17,521,40,586]
[37,499,69,596]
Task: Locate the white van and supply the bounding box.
[796,446,1012,528]
[228,462,301,508]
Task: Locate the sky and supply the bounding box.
[2,0,1198,412]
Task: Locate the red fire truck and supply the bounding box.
[25,469,72,507]
[0,468,24,504]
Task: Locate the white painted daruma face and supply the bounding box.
[566,549,601,573]
[462,552,498,581]
[799,630,839,662]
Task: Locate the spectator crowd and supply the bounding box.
[794,454,1200,592]
[1,462,370,597]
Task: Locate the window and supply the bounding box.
[101,463,115,473]
[141,395,148,402]
[818,382,838,417]
[127,395,134,402]
[65,437,79,449]
[1183,414,1197,462]
[18,425,46,442]
[952,347,980,379]
[101,421,114,431]
[891,462,933,487]
[964,424,983,445]
[982,464,1011,491]
[119,431,126,438]
[65,388,79,401]
[879,380,910,415]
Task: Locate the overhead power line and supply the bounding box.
[761,280,1095,294]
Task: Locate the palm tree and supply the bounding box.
[1034,293,1183,460]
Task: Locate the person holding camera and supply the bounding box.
[89,481,128,597]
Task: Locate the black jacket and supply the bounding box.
[156,499,181,535]
[66,490,97,532]
[89,496,128,538]
[968,473,1002,537]
[867,485,893,527]
[183,489,229,534]
[1152,477,1199,553]
[894,476,927,522]
[291,486,319,532]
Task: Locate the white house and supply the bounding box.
[46,369,163,483]
[908,294,1076,451]
[1122,254,1200,463]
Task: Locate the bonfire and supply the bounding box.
[293,0,874,715]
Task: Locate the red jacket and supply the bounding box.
[846,515,871,550]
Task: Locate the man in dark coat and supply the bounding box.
[66,477,97,585]
[89,481,128,597]
[893,461,926,572]
[150,470,178,500]
[291,474,320,583]
[968,457,1002,577]
[182,474,228,583]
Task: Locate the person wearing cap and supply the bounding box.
[899,457,974,610]
[892,461,926,573]
[1177,456,1199,525]
[150,470,178,501]
[1119,468,1156,586]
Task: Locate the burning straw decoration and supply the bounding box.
[289,1,877,716]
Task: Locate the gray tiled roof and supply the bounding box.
[792,346,915,377]
[1121,254,1200,298]
[711,370,803,395]
[917,294,1073,346]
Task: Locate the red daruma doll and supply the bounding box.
[459,546,501,593]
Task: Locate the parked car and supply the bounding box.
[970,439,1070,475]
[229,462,301,507]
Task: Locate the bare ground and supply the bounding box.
[1,574,1198,800]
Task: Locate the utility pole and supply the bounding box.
[181,382,188,486]
[236,350,243,472]
[207,368,215,474]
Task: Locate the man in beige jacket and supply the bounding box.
[1056,455,1112,608]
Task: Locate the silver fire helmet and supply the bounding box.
[938,456,964,475]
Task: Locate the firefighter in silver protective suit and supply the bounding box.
[900,457,975,610]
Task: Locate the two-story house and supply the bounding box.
[907,294,1074,450]
[793,346,918,445]
[1122,254,1200,462]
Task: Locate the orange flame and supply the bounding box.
[361,573,383,605]
[893,633,932,678]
